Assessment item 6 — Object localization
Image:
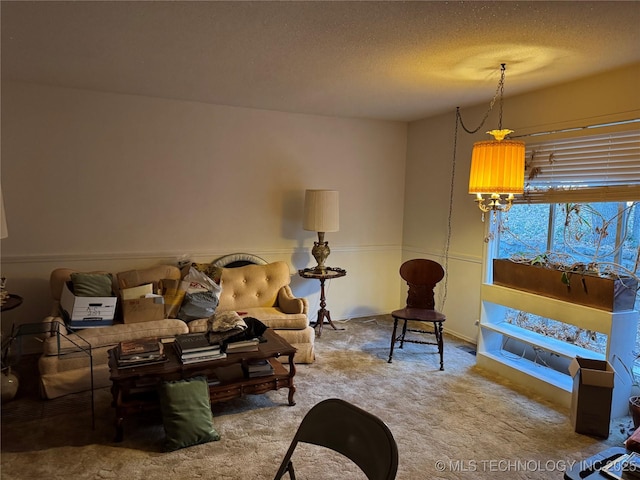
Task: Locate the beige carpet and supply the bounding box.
[0,316,633,479]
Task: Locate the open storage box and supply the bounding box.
[569,357,615,438]
[60,282,117,328]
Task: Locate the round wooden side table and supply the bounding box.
[1,294,23,312]
[298,267,347,337]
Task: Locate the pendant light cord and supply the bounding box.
[441,64,506,309]
[456,63,506,135]
[440,113,459,310]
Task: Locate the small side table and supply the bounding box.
[298,267,347,337]
[1,321,95,429]
[1,294,23,312]
[563,446,628,479]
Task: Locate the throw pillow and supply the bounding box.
[70,272,113,297]
[158,376,220,451]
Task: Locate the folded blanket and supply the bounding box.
[209,311,247,332]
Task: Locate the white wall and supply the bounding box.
[0,82,407,338]
[3,63,639,349]
[404,62,640,343]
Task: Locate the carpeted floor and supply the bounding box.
[0,316,634,479]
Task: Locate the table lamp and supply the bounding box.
[303,190,339,272]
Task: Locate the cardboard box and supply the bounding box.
[122,296,165,324]
[569,357,615,438]
[60,282,117,326]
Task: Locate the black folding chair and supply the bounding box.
[273,398,398,480]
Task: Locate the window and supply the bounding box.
[521,128,640,203]
[497,201,639,275]
[493,200,638,357]
[495,125,640,280]
[488,126,640,355]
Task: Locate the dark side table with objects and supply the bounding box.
[1,317,95,427]
[0,291,94,424]
[1,294,24,404]
[298,267,346,337]
[564,447,629,479]
[1,293,23,312]
[108,328,296,442]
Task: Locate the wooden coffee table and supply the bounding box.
[108,328,296,442]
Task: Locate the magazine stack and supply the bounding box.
[116,338,167,368]
[174,333,226,364]
[225,337,260,353]
[244,359,274,378]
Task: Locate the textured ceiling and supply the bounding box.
[2,1,640,122]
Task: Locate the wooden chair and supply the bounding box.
[273,398,398,480]
[387,259,446,370]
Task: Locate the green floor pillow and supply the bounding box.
[158,376,220,451]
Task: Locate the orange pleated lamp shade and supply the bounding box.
[468,139,525,195]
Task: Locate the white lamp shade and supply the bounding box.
[0,188,7,239]
[303,190,339,232]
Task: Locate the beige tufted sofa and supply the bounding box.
[39,261,314,399]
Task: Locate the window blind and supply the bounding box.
[517,129,640,203]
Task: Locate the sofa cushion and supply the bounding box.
[273,327,315,364]
[218,261,291,311]
[39,363,112,399]
[158,376,221,451]
[186,309,309,333]
[42,319,189,355]
[240,308,309,329]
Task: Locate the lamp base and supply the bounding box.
[1,369,19,403]
[311,241,331,272]
[311,232,331,272]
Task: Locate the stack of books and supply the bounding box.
[116,338,167,368]
[225,337,260,353]
[244,359,274,378]
[174,333,226,364]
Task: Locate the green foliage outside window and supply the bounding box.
[495,201,640,355]
[498,201,639,279]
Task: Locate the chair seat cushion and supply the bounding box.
[391,307,445,322]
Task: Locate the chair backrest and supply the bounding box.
[274,398,398,480]
[400,259,445,310]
